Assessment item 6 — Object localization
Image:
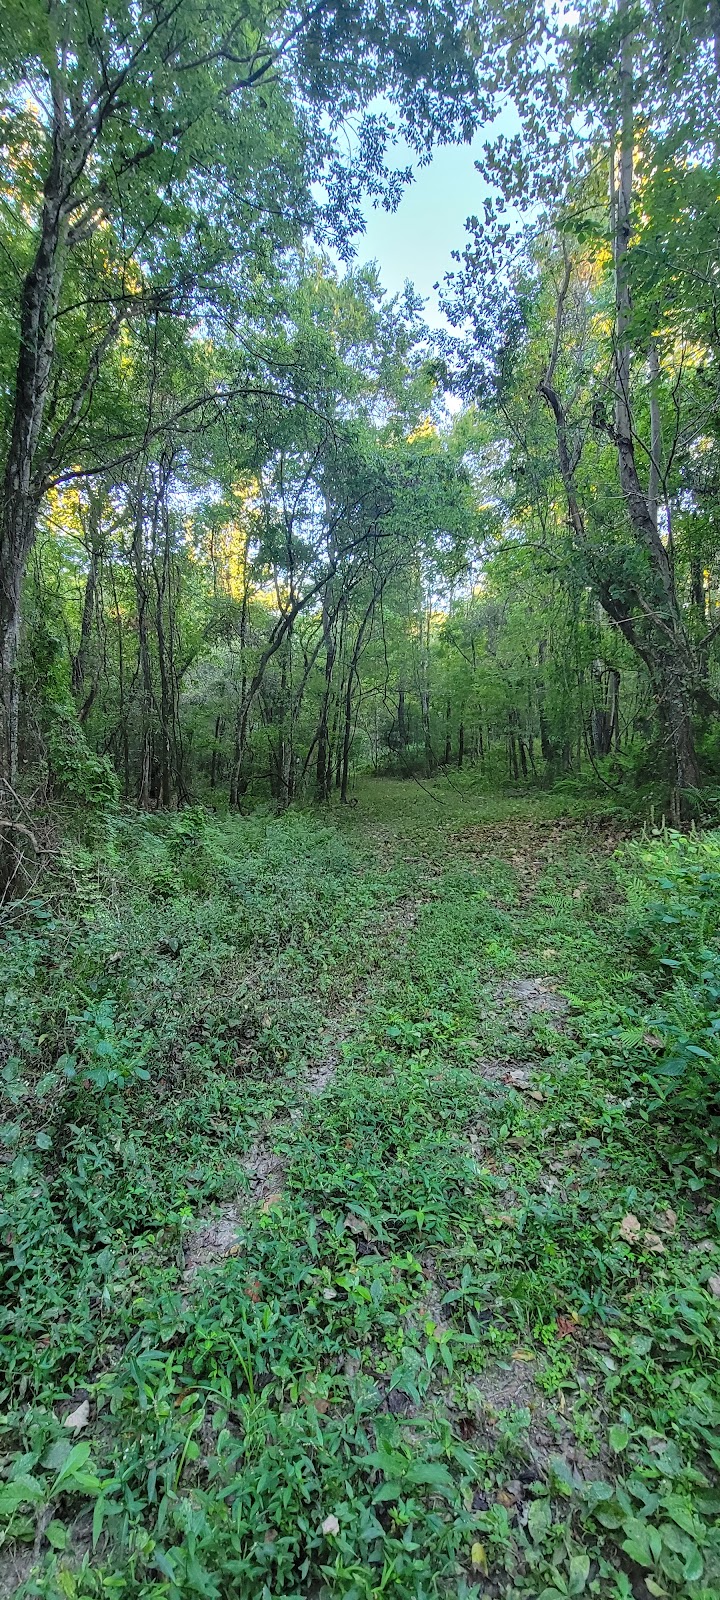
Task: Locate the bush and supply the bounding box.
[621,829,720,1183]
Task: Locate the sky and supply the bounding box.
[354,110,519,328]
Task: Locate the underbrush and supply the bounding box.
[1,792,720,1598]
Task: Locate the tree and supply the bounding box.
[0,0,499,789]
[443,0,720,813]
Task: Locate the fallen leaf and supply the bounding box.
[343,1213,371,1240]
[643,1231,665,1254]
[619,1213,642,1244]
[708,1274,720,1298]
[63,1398,90,1431]
[470,1541,489,1575]
[321,1514,340,1537]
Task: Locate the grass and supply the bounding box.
[1,778,719,1598]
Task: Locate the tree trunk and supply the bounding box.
[210,716,224,788]
[397,684,407,764]
[316,591,336,802]
[72,509,102,701]
[421,688,434,775]
[131,490,154,808]
[0,107,69,785]
[538,639,554,763]
[612,1,700,804]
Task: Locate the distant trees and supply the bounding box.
[2,0,719,833]
[0,0,496,809]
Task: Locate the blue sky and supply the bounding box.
[355,113,518,327]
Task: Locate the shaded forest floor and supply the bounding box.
[1,780,719,1598]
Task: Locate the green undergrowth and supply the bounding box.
[1,783,719,1598]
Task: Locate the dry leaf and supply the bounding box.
[643,1231,665,1254]
[343,1213,371,1240]
[63,1398,90,1430]
[471,1541,489,1575]
[619,1213,642,1244]
[708,1274,720,1298]
[321,1514,340,1537]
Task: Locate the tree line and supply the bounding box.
[1,0,719,846]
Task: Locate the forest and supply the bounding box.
[1,2,720,1597]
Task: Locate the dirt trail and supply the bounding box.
[183,888,429,1281]
[181,805,620,1561]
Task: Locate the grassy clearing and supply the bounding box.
[1,780,719,1598]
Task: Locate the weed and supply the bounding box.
[1,782,719,1597]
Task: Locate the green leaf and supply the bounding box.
[661,1495,700,1535]
[568,1549,590,1594]
[404,1460,455,1496]
[528,1496,552,1543]
[622,1534,653,1567]
[0,1475,45,1514]
[609,1423,630,1453]
[548,1453,574,1495]
[46,1520,68,1550]
[683,1545,704,1582]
